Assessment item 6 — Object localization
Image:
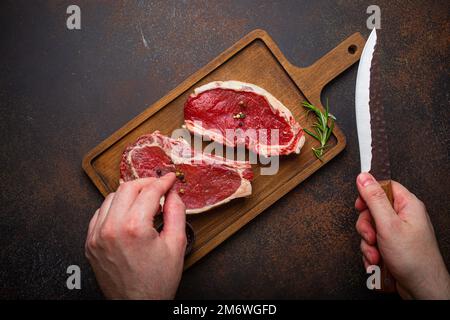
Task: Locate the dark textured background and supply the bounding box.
[0,0,448,299]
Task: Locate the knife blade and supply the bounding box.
[355,28,396,293]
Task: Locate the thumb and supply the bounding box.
[356,172,398,231]
[161,189,187,251]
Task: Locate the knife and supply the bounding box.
[355,28,396,293]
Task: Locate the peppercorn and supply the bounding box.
[174,170,185,182]
[233,112,246,119]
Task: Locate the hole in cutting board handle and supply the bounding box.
[348,44,358,54]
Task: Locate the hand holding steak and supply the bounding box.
[85,174,186,299]
[120,131,253,214]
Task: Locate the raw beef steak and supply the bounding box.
[120,131,253,214]
[184,81,305,157]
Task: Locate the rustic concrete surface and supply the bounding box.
[0,0,448,299]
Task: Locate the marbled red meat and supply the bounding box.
[120,131,253,214]
[184,81,305,156]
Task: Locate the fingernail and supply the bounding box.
[358,172,375,187]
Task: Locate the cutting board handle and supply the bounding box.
[291,32,366,106]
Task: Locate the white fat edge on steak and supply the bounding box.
[122,131,252,214]
[185,81,305,156]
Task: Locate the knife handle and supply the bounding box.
[378,179,397,293]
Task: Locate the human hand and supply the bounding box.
[355,172,450,299]
[85,173,186,299]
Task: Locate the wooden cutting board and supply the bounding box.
[82,29,365,269]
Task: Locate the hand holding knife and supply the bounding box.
[355,28,396,292]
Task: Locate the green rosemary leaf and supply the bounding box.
[302,100,336,159]
[304,128,320,141]
[325,118,335,142]
[314,126,324,141]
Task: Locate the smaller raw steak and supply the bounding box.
[184,81,305,157]
[120,131,253,214]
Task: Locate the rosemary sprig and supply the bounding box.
[302,99,336,160]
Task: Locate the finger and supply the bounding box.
[355,210,377,245]
[161,190,186,249]
[103,177,158,225]
[94,192,115,233]
[362,255,371,271]
[87,209,100,238]
[86,209,100,251]
[126,173,177,227]
[356,172,399,230]
[355,196,367,212]
[360,239,380,265]
[391,180,424,221]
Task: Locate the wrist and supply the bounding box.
[431,273,450,300]
[415,264,450,300]
[438,273,450,299]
